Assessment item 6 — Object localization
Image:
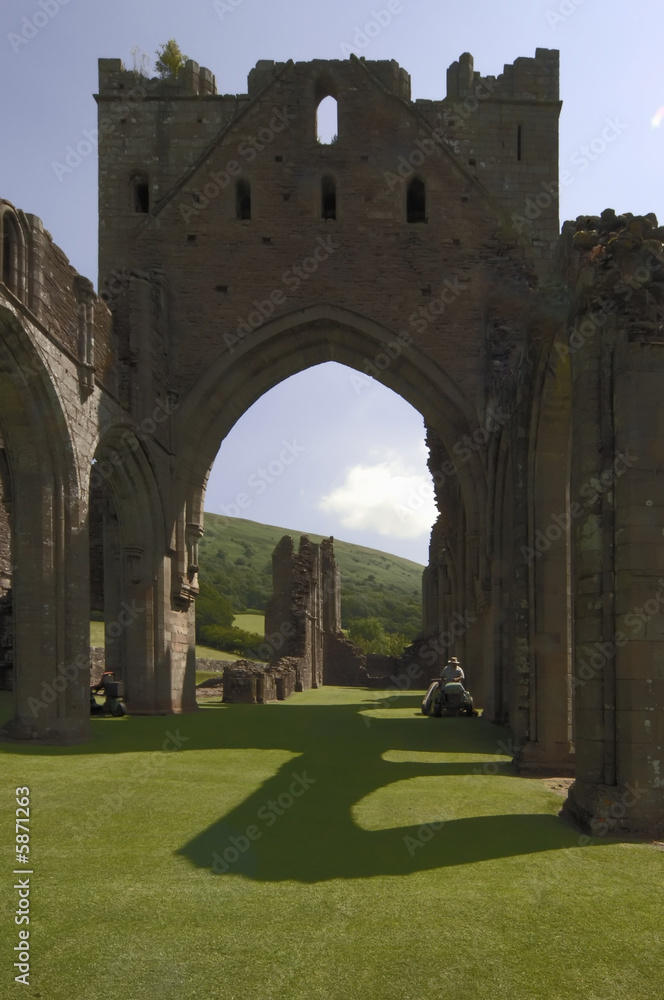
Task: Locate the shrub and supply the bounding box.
[155,39,188,79]
[348,617,410,656]
[198,625,264,657]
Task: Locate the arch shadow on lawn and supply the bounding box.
[0,688,599,882]
[169,694,600,883]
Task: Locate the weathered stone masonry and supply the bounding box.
[0,49,662,836]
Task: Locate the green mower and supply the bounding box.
[421,679,478,717]
[90,671,127,717]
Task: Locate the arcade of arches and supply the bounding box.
[0,49,662,837]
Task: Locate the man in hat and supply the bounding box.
[441,657,465,684]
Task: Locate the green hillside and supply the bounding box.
[198,513,424,639]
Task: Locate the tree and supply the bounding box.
[196,580,234,638]
[349,617,385,644]
[155,39,188,79]
[348,617,410,656]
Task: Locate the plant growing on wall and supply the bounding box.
[155,39,188,79]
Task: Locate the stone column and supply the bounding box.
[564,302,664,835]
[3,468,90,744]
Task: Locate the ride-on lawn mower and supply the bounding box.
[90,671,127,717]
[421,678,478,717]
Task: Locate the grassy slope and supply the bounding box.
[0,687,661,1000]
[233,612,265,633]
[199,513,423,630]
[91,619,265,661]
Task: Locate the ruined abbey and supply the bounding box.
[0,48,662,836]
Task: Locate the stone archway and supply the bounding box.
[92,426,197,714]
[167,303,494,706]
[0,306,90,743]
[518,333,574,772]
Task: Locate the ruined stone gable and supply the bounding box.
[1,48,662,836]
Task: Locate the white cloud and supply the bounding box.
[317,458,437,539]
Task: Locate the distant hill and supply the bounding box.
[198,513,424,639]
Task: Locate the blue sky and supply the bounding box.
[2,0,661,564]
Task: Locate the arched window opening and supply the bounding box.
[316,96,338,145]
[131,174,150,213]
[321,176,336,220]
[2,214,20,294]
[407,177,426,224]
[236,179,251,220]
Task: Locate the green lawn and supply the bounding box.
[233,611,265,633]
[195,669,224,686]
[1,687,661,999]
[89,620,105,646]
[194,645,243,661]
[91,620,265,662]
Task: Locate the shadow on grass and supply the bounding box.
[0,689,598,881]
[172,698,597,882]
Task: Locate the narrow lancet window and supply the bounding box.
[407,177,426,223]
[236,179,251,220]
[321,176,336,220]
[316,96,338,145]
[132,174,150,213]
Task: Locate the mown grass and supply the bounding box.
[233,612,266,633]
[89,620,105,647]
[91,621,261,663]
[0,687,661,1000]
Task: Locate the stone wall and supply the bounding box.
[555,210,664,836]
[323,632,370,686]
[265,533,330,688]
[2,50,663,834]
[222,659,297,704]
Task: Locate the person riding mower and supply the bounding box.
[421,658,478,717]
[90,671,127,717]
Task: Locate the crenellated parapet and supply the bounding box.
[446,48,559,102]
